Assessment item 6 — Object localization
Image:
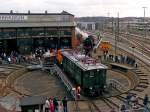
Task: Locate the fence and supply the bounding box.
[52,65,76,99]
[107,79,128,93]
[119,107,144,112]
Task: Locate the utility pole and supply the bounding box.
[115,13,119,56]
[114,21,117,56]
[112,17,114,35]
[107,12,110,32]
[117,13,120,42]
[142,7,147,38]
[142,7,147,37]
[142,7,147,55]
[126,21,129,39]
[142,7,147,22]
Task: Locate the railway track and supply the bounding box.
[0,64,28,96]
[88,94,143,112]
[105,31,150,45]
[70,98,105,112]
[52,61,148,112]
[104,31,150,57]
[120,32,150,45]
[86,100,101,112]
[72,94,130,112]
[119,33,150,57]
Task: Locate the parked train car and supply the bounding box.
[61,50,108,96]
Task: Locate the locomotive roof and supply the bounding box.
[62,51,108,71]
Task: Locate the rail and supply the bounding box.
[107,79,128,92]
[93,38,102,50]
[74,100,80,112]
[6,67,27,88]
[104,32,150,66]
[104,98,120,108]
[90,101,101,112]
[102,98,114,109]
[52,65,76,99]
[119,107,144,112]
[88,103,94,112]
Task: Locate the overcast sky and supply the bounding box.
[0,0,149,17]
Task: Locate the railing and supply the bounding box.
[107,79,128,92]
[93,38,102,50]
[53,65,76,99]
[119,107,144,112]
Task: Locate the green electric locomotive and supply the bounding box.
[61,50,108,96]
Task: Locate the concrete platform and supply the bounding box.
[110,63,135,70]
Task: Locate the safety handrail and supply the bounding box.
[53,65,76,99]
[119,107,144,112]
[107,79,128,92]
[93,38,102,50]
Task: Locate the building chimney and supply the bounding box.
[45,10,48,14]
[10,10,13,13]
[28,10,30,14]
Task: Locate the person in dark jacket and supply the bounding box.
[143,94,149,112]
[62,96,68,112]
[53,97,58,111]
[120,104,126,112]
[126,93,132,105]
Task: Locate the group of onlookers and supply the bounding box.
[0,48,50,64]
[103,54,136,66]
[120,93,149,112]
[44,96,68,112]
[0,51,21,64]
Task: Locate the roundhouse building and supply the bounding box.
[0,11,76,54]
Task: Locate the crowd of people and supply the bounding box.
[0,48,57,65]
[43,86,82,112]
[0,51,21,64]
[120,93,149,112]
[0,51,37,64]
[44,96,68,112]
[102,54,136,67]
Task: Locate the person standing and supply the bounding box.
[8,57,11,64]
[49,98,55,112]
[130,95,136,106]
[120,104,126,112]
[58,97,63,112]
[143,94,149,112]
[134,96,139,105]
[77,86,81,99]
[53,97,59,112]
[45,98,50,112]
[126,93,132,105]
[62,96,68,112]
